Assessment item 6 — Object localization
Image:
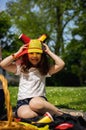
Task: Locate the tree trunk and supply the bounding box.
[55,5,64,55]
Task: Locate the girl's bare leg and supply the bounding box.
[17,105,38,118]
[29,97,63,116]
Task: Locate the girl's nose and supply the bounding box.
[33,53,37,57]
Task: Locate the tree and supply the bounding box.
[0,11,11,75]
[5,0,86,86]
[0,11,12,58]
[63,1,86,85]
[6,0,82,55]
[0,11,21,78]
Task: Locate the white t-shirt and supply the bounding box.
[16,65,50,100]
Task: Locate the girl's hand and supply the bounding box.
[15,44,28,56]
[17,44,28,54]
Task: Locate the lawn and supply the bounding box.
[8,86,86,112]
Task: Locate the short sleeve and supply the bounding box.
[15,64,21,75]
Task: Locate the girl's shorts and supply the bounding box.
[15,96,47,117]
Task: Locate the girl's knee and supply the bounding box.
[29,97,44,111]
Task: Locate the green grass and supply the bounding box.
[8,86,86,111]
[8,87,18,107]
[46,87,86,111]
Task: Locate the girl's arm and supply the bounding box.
[0,54,17,73]
[0,44,27,73]
[44,44,65,75]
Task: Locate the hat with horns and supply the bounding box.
[16,34,47,58]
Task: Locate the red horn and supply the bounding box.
[19,34,31,44]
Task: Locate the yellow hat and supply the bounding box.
[28,39,43,53]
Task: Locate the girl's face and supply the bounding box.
[28,52,42,66]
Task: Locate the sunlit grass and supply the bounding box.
[8,86,86,111]
[8,87,18,107]
[46,87,86,111]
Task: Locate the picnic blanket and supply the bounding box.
[13,113,86,130]
[0,111,86,130]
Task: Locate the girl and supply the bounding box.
[0,39,65,119]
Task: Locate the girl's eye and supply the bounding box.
[36,53,40,54]
[29,53,41,55]
[30,53,33,54]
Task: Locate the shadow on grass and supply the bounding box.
[55,105,73,110]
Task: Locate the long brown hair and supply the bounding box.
[20,53,50,75]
